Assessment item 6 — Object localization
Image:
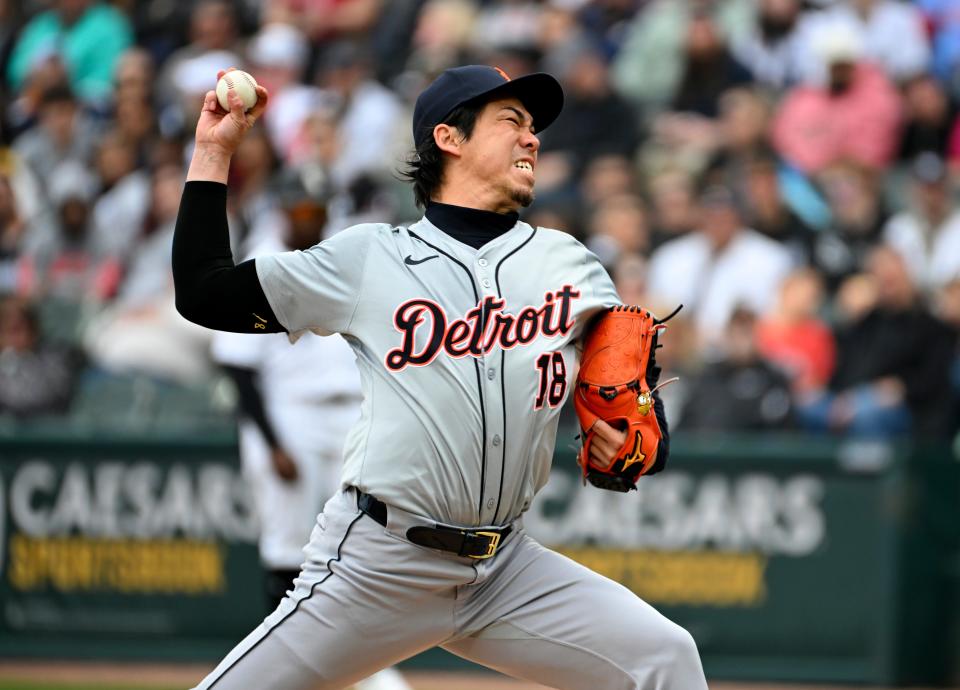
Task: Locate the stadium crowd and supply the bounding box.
[0,0,958,441]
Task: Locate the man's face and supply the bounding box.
[699,202,741,248]
[454,97,540,211]
[41,101,75,144]
[913,179,948,217]
[868,247,915,309]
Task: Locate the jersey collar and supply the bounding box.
[411,214,534,260]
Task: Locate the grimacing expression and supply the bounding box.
[456,97,540,210]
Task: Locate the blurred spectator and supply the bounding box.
[640,109,717,184]
[612,0,753,113]
[246,23,324,162]
[536,4,583,61]
[800,246,957,438]
[0,294,78,417]
[584,193,649,269]
[83,162,212,382]
[918,0,960,98]
[0,173,25,291]
[263,0,383,42]
[111,49,159,156]
[404,0,478,76]
[646,168,699,249]
[13,84,101,182]
[756,268,835,395]
[898,74,955,163]
[7,0,134,107]
[579,154,638,208]
[571,0,639,56]
[679,306,793,432]
[796,0,931,85]
[113,93,157,166]
[742,153,816,265]
[883,153,960,294]
[706,87,775,179]
[227,126,283,256]
[290,105,340,179]
[730,0,807,89]
[17,160,120,302]
[670,10,752,118]
[811,161,889,290]
[5,48,70,137]
[538,39,639,187]
[612,252,648,308]
[90,130,151,260]
[647,182,794,344]
[314,40,404,189]
[156,0,244,135]
[772,30,901,174]
[113,47,156,109]
[469,0,542,54]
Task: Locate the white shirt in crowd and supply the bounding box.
[884,210,960,293]
[647,227,795,342]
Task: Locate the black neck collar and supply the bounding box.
[425,201,519,250]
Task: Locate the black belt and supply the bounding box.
[356,490,511,560]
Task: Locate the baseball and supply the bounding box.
[216,70,259,112]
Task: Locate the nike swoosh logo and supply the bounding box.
[404,254,439,266]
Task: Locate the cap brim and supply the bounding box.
[468,72,564,133]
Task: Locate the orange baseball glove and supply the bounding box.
[574,305,679,492]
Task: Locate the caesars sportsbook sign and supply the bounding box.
[0,439,263,657]
[0,435,903,679]
[526,469,825,607]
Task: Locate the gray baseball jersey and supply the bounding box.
[255,216,619,527]
[193,215,710,690]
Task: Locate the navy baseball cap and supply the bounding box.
[412,65,564,148]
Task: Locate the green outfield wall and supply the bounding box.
[0,429,957,686]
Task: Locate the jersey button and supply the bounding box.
[492,435,501,446]
[487,368,495,380]
[481,279,492,288]
[486,499,495,509]
[478,258,489,267]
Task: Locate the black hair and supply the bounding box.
[400,102,483,209]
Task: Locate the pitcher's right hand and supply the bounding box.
[194,67,269,157]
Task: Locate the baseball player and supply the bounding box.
[173,65,707,690]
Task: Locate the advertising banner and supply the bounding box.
[0,434,263,660]
[1,431,955,684]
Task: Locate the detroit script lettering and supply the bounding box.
[385,286,580,371]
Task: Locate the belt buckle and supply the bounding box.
[469,531,501,559]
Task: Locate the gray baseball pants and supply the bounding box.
[192,488,708,690]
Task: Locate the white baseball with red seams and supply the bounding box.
[216,70,258,111]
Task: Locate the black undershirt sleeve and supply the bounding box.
[220,364,280,448]
[172,180,286,333]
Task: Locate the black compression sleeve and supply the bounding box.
[172,181,285,333]
[221,365,279,448]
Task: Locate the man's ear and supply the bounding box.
[433,123,462,157]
